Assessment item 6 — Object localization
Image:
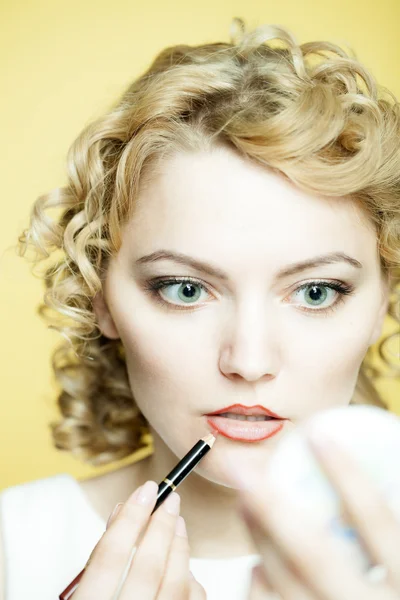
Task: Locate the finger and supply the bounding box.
[188,572,207,600]
[242,509,316,600]
[106,502,124,530]
[247,564,280,600]
[157,516,190,600]
[74,480,158,599]
[238,487,377,600]
[306,431,400,592]
[119,491,181,600]
[84,502,124,570]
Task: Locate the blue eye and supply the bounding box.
[145,278,210,309]
[289,281,355,314]
[144,277,355,313]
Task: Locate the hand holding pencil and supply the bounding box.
[66,481,206,600]
[59,433,216,599]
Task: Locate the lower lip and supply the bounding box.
[205,415,286,442]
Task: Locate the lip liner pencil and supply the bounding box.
[59,432,217,599]
[151,432,216,513]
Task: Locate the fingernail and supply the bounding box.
[175,515,187,537]
[163,491,180,515]
[128,485,143,503]
[106,502,123,529]
[134,480,158,505]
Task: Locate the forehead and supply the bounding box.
[125,147,378,267]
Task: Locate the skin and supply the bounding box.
[237,434,400,599]
[91,144,390,560]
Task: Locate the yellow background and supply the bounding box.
[1,0,399,490]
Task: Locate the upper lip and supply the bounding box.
[205,404,286,419]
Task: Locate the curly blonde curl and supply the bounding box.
[18,18,400,466]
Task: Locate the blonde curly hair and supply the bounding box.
[18,18,400,466]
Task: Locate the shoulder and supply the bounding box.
[0,474,75,509]
[0,477,64,600]
[0,474,106,598]
[0,473,87,542]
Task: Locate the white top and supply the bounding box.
[0,474,261,600]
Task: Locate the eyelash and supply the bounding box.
[143,276,355,315]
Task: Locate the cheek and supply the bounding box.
[312,334,368,391]
[115,305,210,447]
[111,279,213,404]
[122,315,206,392]
[123,322,186,401]
[285,303,377,413]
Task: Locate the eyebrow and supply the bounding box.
[136,250,363,281]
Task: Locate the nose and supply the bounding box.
[218,300,280,382]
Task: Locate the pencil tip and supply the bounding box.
[201,432,218,447]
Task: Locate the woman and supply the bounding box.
[1,17,399,600]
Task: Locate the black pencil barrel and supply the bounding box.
[151,439,211,514]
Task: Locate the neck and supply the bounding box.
[137,429,257,558]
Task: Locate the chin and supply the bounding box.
[191,433,283,490]
[189,440,252,492]
[197,467,240,489]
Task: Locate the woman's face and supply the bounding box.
[95,145,389,485]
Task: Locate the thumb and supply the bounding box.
[188,571,207,600]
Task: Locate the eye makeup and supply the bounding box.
[144,276,213,310]
[286,279,355,315]
[143,276,355,315]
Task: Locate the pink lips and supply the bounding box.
[205,404,288,442]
